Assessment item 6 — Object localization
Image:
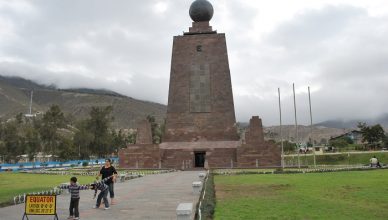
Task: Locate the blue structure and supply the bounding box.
[0,157,119,172]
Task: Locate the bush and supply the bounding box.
[274,168,283,173]
[195,173,215,220]
[82,161,89,167]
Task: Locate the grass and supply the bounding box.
[0,173,95,207]
[285,152,388,166]
[214,169,388,220]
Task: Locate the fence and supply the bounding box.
[13,189,62,205]
[196,170,210,220]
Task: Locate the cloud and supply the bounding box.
[230,4,388,125]
[0,0,388,126]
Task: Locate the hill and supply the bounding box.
[0,75,166,128]
[264,125,347,144]
[316,115,388,130]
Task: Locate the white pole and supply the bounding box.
[278,88,284,169]
[293,83,300,168]
[29,90,33,115]
[308,86,316,168]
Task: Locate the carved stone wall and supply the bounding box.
[164,22,238,142]
[135,119,153,144]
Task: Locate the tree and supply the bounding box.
[329,137,350,149]
[147,115,162,144]
[111,129,127,153]
[357,122,386,149]
[126,131,137,144]
[277,140,296,153]
[15,113,24,124]
[384,136,388,148]
[58,136,77,161]
[23,124,41,161]
[2,122,23,162]
[85,106,114,158]
[39,105,66,156]
[73,121,94,159]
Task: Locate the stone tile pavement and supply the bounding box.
[0,171,201,220]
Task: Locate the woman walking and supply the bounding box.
[98,159,118,204]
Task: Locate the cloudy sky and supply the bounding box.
[1,0,388,126]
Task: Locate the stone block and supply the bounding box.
[192,181,202,195]
[199,172,206,181]
[176,203,193,220]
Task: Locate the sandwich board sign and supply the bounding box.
[22,195,58,220]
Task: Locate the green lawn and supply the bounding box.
[214,170,388,220]
[0,173,95,207]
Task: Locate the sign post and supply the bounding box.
[22,195,58,220]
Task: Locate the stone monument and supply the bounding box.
[119,0,281,169]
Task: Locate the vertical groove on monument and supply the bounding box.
[164,0,239,142]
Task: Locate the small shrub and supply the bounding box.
[195,173,215,220]
[82,161,89,167]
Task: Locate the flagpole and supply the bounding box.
[309,86,316,168]
[293,83,300,168]
[278,88,284,169]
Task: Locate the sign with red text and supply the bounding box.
[25,195,56,215]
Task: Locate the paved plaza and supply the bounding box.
[0,171,201,220]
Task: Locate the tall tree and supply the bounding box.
[2,122,22,162]
[23,124,41,161]
[73,120,94,159]
[86,106,114,158]
[39,105,66,156]
[358,122,386,148]
[58,136,78,160]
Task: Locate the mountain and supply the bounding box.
[316,115,388,130]
[0,75,166,128]
[264,125,348,144]
[314,120,360,129]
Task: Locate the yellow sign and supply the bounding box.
[25,195,56,215]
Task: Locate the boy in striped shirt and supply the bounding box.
[91,176,113,210]
[59,177,90,220]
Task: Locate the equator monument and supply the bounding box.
[119,0,281,169]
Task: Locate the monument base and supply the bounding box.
[119,142,281,169]
[118,116,281,169]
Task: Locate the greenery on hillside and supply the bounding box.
[0,105,139,162]
[214,170,388,220]
[0,76,166,129]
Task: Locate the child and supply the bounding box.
[59,177,90,220]
[91,176,113,210]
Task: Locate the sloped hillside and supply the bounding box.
[0,76,166,128]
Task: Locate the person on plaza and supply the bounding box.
[98,159,118,204]
[59,177,90,220]
[370,156,381,168]
[91,175,113,210]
